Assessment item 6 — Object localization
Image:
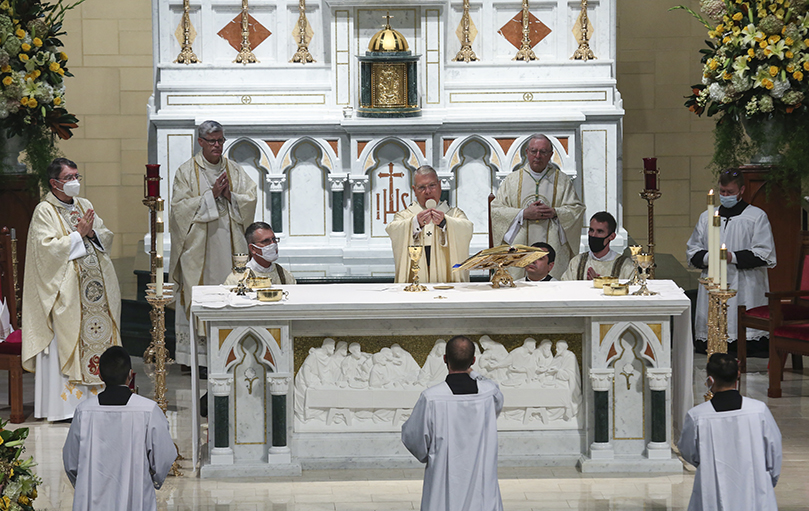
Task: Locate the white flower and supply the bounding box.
[770,79,790,98]
[709,82,727,102]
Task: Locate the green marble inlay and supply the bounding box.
[272,394,287,447]
[594,391,609,443]
[332,190,344,232]
[651,390,666,443]
[214,396,229,448]
[270,192,283,233]
[353,193,365,234]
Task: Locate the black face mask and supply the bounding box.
[588,235,609,253]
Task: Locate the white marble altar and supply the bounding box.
[148,0,626,277]
[189,280,692,477]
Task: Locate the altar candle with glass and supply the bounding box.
[712,212,721,282]
[707,190,715,281]
[720,244,728,290]
[145,164,160,198]
[643,157,658,191]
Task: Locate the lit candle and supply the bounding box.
[155,198,165,298]
[712,212,721,284]
[707,190,715,281]
[720,244,728,290]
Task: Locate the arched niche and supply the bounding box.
[226,137,270,222]
[284,141,328,237]
[450,137,497,235]
[365,139,418,238]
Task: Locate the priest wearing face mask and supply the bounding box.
[561,211,633,281]
[22,158,122,421]
[224,222,296,285]
[686,170,776,356]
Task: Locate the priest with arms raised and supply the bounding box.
[402,335,504,511]
[491,134,585,280]
[170,120,257,366]
[678,353,781,511]
[63,346,176,511]
[386,165,473,283]
[22,158,121,421]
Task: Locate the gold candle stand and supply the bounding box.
[290,0,315,63]
[699,276,736,401]
[513,0,537,61]
[175,0,200,64]
[570,0,596,61]
[639,188,661,279]
[234,0,259,64]
[453,0,479,63]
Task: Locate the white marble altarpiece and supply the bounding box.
[148,0,625,276]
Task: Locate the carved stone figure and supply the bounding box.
[419,339,447,385]
[340,342,373,389]
[293,338,335,421]
[501,338,537,387]
[390,343,420,385]
[476,335,509,382]
[549,340,582,419]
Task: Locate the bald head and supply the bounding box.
[445,335,475,372]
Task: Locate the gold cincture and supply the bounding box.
[234,0,259,64]
[453,0,479,63]
[513,0,537,61]
[290,0,315,63]
[175,0,200,64]
[570,0,596,61]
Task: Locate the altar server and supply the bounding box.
[63,346,176,511]
[170,120,257,366]
[22,158,121,421]
[386,165,473,283]
[686,170,775,355]
[402,335,504,511]
[491,134,585,280]
[223,222,296,285]
[678,353,781,511]
[561,212,633,281]
[526,242,556,281]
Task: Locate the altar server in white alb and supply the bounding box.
[686,170,776,353]
[170,120,257,365]
[491,134,585,280]
[402,335,504,511]
[678,353,781,511]
[22,158,121,421]
[386,165,473,283]
[561,211,633,281]
[64,346,176,511]
[223,222,296,285]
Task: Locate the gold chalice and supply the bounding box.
[632,254,658,296]
[232,253,250,296]
[404,245,427,292]
[627,245,643,285]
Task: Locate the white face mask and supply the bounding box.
[60,179,81,197]
[719,194,739,209]
[251,243,278,263]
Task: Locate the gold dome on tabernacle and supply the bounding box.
[368,13,409,52]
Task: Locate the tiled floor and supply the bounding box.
[2,353,808,510]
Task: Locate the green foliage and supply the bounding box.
[21,123,60,192]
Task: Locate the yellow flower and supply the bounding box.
[760,40,768,48]
[30,489,36,499]
[785,37,794,45]
[804,61,809,71]
[57,68,64,75]
[723,71,733,80]
[27,97,37,108]
[763,78,775,89]
[14,28,23,39]
[0,496,9,510]
[770,65,779,76]
[33,69,40,78]
[723,36,732,44]
[748,48,756,57]
[59,51,68,61]
[788,63,795,72]
[794,70,804,81]
[769,35,781,44]
[20,96,28,106]
[758,9,767,18]
[32,37,42,47]
[708,58,719,70]
[54,96,62,106]
[8,468,12,477]
[20,43,30,51]
[2,76,11,86]
[0,65,8,73]
[786,50,794,58]
[764,48,772,56]
[733,12,744,20]
[49,61,60,72]
[17,54,26,62]
[17,496,28,506]
[716,24,725,32]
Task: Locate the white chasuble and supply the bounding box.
[386,201,473,283]
[491,164,585,280]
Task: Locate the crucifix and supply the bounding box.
[377,163,407,224]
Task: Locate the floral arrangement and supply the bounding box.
[0,0,84,190]
[0,420,41,511]
[674,0,809,189]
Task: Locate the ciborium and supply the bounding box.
[632,254,658,296]
[232,253,250,296]
[626,245,643,285]
[404,245,427,292]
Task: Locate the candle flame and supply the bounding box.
[709,189,714,194]
[714,211,719,216]
[721,243,726,249]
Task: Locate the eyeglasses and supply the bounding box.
[269,237,281,244]
[201,137,227,146]
[527,149,553,156]
[415,183,439,192]
[58,174,82,182]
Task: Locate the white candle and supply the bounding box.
[712,212,721,283]
[707,190,715,281]
[155,214,164,260]
[720,244,728,290]
[155,254,164,298]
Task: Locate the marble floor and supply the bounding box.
[2,353,808,511]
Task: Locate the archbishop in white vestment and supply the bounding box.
[386,166,473,283]
[169,121,257,366]
[22,158,121,421]
[402,335,504,511]
[490,135,585,280]
[686,176,775,343]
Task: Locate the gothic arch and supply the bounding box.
[600,321,662,369]
[356,137,425,175]
[215,326,282,375]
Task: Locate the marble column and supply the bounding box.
[646,368,672,460]
[349,176,368,235]
[589,369,614,460]
[268,375,292,464]
[268,175,287,233]
[329,174,348,233]
[210,377,234,465]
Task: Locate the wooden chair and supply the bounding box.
[767,289,809,397]
[737,231,809,372]
[0,227,25,423]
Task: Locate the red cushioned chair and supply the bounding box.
[738,231,809,372]
[0,227,26,423]
[767,289,809,398]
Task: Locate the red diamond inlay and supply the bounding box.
[218,13,272,53]
[498,10,551,50]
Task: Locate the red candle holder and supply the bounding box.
[642,157,658,191]
[145,164,161,199]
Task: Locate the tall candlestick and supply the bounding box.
[719,244,728,290]
[707,190,715,281]
[145,164,160,198]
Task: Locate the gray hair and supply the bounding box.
[47,158,77,189]
[198,120,224,138]
[414,165,438,179]
[528,134,551,146]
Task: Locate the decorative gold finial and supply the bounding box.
[234,0,259,64]
[513,0,537,61]
[175,0,200,64]
[290,0,315,63]
[453,0,479,63]
[571,0,596,61]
